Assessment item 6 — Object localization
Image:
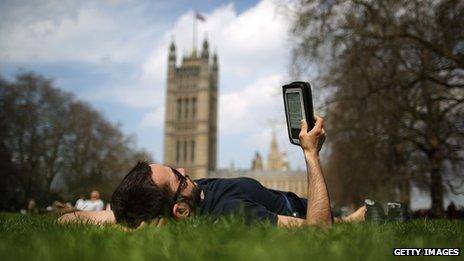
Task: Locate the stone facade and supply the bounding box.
[163,39,218,179]
[209,169,307,198]
[213,130,306,197]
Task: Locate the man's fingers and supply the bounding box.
[312,116,323,133]
[137,221,147,229]
[300,119,308,133]
[315,116,323,129]
[300,117,325,138]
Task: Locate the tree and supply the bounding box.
[0,73,153,210]
[290,0,464,216]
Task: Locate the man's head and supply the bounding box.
[90,190,100,201]
[111,161,201,228]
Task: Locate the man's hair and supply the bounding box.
[111,161,171,228]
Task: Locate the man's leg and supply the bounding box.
[290,196,366,224]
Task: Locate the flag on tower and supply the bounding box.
[196,12,206,21]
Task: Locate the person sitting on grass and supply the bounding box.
[75,190,105,211]
[59,116,366,228]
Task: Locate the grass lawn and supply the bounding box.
[0,213,462,261]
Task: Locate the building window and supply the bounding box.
[176,140,180,163]
[191,140,195,162]
[183,140,188,162]
[184,98,189,119]
[192,97,197,119]
[177,98,182,120]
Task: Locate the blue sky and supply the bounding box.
[0,0,308,170]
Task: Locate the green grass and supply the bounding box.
[0,213,462,261]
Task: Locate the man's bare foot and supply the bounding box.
[343,206,366,223]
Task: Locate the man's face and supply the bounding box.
[149,164,200,205]
[90,191,99,201]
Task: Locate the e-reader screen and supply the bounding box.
[286,92,303,139]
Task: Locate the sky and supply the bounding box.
[0,0,307,170]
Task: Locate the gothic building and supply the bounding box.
[267,131,289,171]
[162,38,218,179]
[212,131,305,197]
[251,152,263,171]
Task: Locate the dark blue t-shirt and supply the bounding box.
[195,177,307,225]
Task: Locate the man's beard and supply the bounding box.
[184,184,202,213]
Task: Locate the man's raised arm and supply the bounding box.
[278,116,332,228]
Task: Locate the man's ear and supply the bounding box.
[172,202,190,220]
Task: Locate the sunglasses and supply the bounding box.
[170,167,188,205]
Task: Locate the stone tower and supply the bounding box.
[267,131,288,171]
[251,152,264,171]
[163,39,218,179]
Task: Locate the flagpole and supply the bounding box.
[193,10,197,56]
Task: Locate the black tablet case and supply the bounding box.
[282,81,315,145]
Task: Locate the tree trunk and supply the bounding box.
[393,144,410,206]
[430,158,444,217]
[399,174,410,206]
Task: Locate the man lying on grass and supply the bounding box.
[60,116,366,228]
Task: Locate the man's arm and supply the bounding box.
[304,150,332,226]
[58,210,116,225]
[278,116,332,228]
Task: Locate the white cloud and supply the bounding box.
[0,0,158,64]
[86,75,163,109]
[219,74,286,134]
[140,106,165,128]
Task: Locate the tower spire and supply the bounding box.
[168,37,176,66]
[266,118,286,171]
[201,37,209,59]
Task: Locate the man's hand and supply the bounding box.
[299,116,326,155]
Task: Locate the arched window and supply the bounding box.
[191,140,195,162]
[176,140,180,163]
[183,140,188,162]
[177,98,182,120]
[192,97,197,119]
[184,98,189,119]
